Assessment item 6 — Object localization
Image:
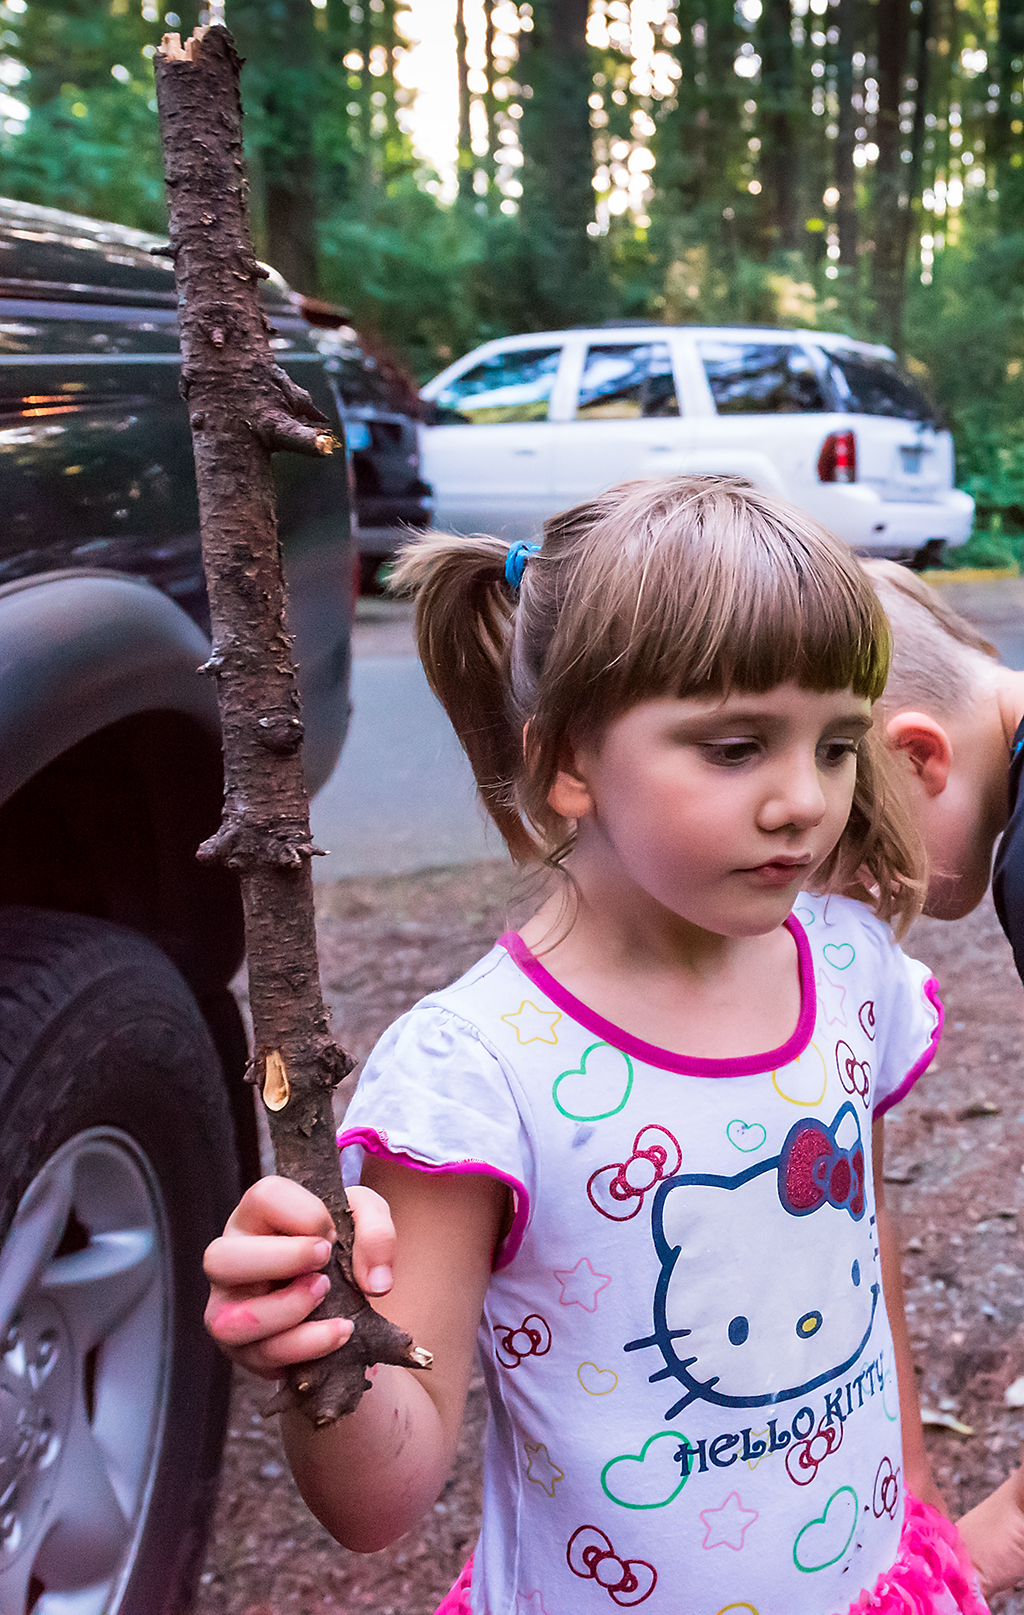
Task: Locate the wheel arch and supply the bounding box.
[0,572,255,1176]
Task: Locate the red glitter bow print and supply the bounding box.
[777,1103,865,1221]
[567,1525,657,1606]
[835,1040,871,1108]
[587,1125,682,1222]
[786,1410,844,1486]
[494,1313,552,1369]
[873,1456,900,1519]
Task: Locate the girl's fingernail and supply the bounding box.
[336,1318,353,1344]
[310,1273,330,1300]
[313,1240,332,1264]
[366,1265,392,1293]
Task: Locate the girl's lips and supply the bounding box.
[744,859,812,889]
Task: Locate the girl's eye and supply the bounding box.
[701,740,760,767]
[818,740,860,769]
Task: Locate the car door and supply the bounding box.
[420,343,563,541]
[548,337,686,507]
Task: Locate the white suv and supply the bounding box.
[419,326,974,563]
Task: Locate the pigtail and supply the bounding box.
[389,532,539,860]
[814,722,926,938]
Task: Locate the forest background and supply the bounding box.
[2,0,1023,559]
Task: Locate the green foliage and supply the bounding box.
[1,0,1023,571]
[0,0,204,231]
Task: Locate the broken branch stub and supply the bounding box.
[154,23,431,1425]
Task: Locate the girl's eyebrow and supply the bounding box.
[667,705,873,732]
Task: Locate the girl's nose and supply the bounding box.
[757,756,827,832]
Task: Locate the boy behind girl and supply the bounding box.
[868,560,1024,1591]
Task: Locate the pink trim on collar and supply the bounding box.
[496,915,816,1077]
[873,976,944,1120]
[336,1125,529,1270]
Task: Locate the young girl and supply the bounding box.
[205,477,993,1614]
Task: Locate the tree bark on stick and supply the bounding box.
[154,22,431,1426]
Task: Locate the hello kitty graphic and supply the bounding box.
[626,1103,880,1419]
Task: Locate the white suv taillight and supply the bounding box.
[818,430,857,483]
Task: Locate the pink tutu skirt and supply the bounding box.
[433,1495,988,1615]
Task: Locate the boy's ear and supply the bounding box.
[884,711,953,798]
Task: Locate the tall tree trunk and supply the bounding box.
[668,0,702,214]
[995,0,1024,232]
[890,0,935,353]
[519,0,602,324]
[872,0,911,346]
[154,22,430,1426]
[759,0,798,252]
[484,0,497,203]
[455,0,472,199]
[260,0,319,294]
[834,0,859,269]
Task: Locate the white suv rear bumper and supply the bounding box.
[799,484,975,554]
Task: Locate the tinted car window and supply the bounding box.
[576,342,679,419]
[433,347,562,424]
[698,341,828,414]
[827,351,938,422]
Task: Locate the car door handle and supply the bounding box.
[650,445,672,452]
[513,448,536,456]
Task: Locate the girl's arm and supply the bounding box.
[284,1157,505,1550]
[873,1118,944,1512]
[204,1159,506,1552]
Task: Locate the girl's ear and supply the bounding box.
[545,734,594,821]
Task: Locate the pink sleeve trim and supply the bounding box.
[873,977,944,1120]
[336,1125,529,1270]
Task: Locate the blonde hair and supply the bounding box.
[392,476,924,932]
[862,559,998,716]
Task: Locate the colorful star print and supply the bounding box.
[700,1491,759,1551]
[525,1441,564,1497]
[816,974,848,1029]
[501,1000,562,1045]
[553,1257,611,1311]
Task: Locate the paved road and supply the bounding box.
[310,603,498,879]
[311,579,1024,880]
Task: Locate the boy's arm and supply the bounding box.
[873,1118,944,1512]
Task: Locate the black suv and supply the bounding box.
[0,197,353,1614]
[298,298,433,592]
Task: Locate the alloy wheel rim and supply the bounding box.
[0,1128,171,1614]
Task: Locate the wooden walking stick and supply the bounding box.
[154,20,431,1425]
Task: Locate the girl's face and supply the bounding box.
[559,682,872,940]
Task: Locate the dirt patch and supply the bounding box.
[196,863,1024,1615]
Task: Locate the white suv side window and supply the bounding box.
[697,340,828,414]
[576,342,679,419]
[433,346,562,424]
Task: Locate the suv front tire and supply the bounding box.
[0,908,239,1615]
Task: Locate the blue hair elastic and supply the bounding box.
[505,540,541,591]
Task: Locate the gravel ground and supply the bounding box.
[195,861,1024,1615]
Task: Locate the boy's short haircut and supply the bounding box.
[862,559,999,716]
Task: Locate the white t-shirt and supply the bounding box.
[339,893,942,1615]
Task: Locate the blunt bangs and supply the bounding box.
[536,478,891,732]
